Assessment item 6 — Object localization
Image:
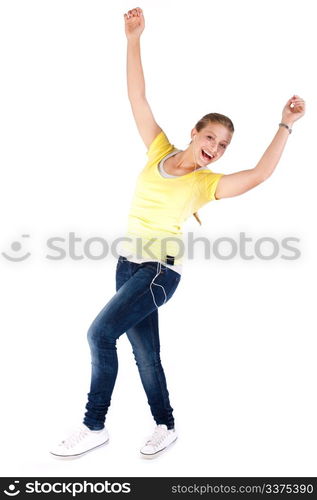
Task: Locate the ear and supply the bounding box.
[190,128,198,144]
[191,128,197,141]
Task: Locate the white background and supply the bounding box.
[0,0,316,478]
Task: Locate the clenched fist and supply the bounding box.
[281,95,306,126]
[124,7,145,40]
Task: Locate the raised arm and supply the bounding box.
[215,95,306,199]
[124,7,162,149]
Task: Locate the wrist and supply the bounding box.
[127,35,141,44]
[281,118,294,127]
[279,122,292,134]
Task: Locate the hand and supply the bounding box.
[124,7,145,40]
[281,94,306,126]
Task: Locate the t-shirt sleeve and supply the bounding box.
[205,171,225,201]
[146,130,175,163]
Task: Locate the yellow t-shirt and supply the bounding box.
[119,130,224,266]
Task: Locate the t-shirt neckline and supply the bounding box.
[157,150,210,179]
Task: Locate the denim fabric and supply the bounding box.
[83,256,181,431]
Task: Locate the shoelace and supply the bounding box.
[61,426,90,450]
[145,425,170,449]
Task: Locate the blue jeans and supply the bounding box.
[83,256,181,431]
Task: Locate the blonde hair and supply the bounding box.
[192,113,234,225]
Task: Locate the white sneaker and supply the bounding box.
[140,424,177,458]
[49,424,109,459]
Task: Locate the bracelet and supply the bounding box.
[279,122,292,134]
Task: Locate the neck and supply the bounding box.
[173,145,199,171]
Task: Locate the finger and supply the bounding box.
[127,10,136,19]
[290,99,305,105]
[290,104,305,111]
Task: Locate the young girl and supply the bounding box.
[49,7,305,459]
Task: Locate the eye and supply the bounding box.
[221,144,227,149]
[207,135,214,140]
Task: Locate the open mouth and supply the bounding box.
[201,149,214,161]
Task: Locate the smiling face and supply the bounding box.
[191,122,233,166]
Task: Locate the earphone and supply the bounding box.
[149,133,200,309]
[185,134,201,217]
[150,262,167,308]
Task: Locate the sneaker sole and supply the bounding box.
[139,435,178,459]
[49,437,109,460]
